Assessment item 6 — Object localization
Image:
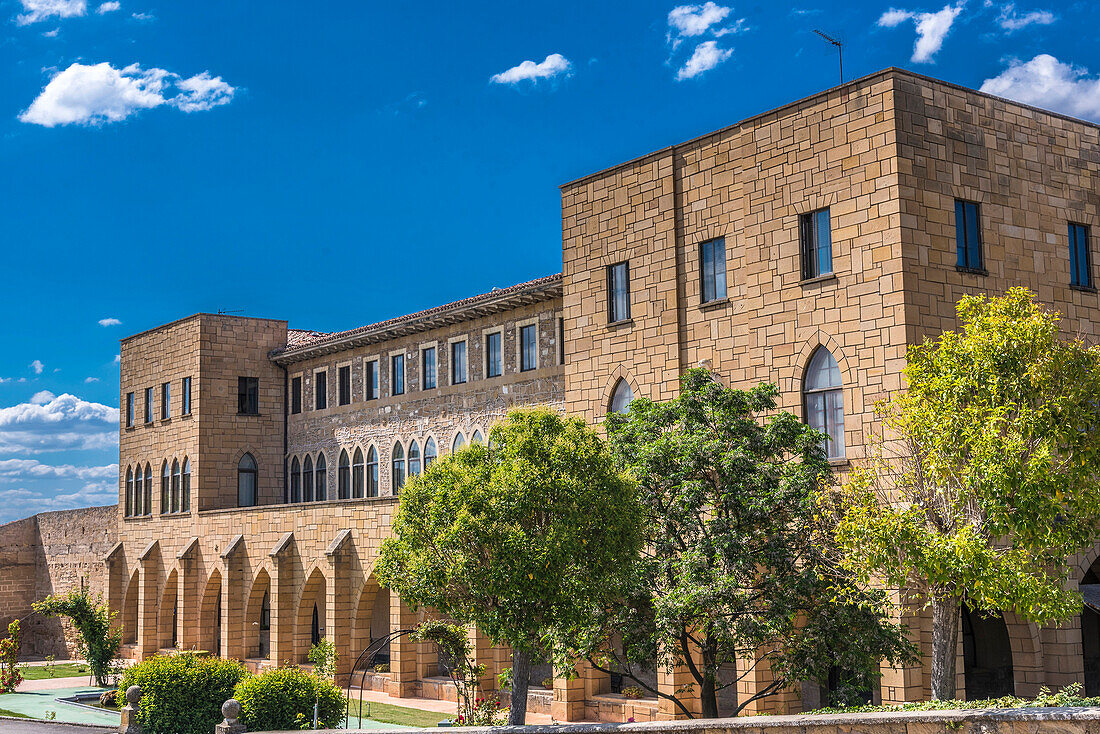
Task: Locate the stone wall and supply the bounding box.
[0,505,117,658]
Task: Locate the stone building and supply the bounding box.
[4,66,1100,721]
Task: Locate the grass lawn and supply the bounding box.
[346,699,449,728]
[0,707,30,718]
[19,663,91,680]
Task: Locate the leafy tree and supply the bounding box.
[413,620,503,725]
[0,620,22,693]
[831,288,1100,700]
[33,589,121,687]
[602,369,915,717]
[307,638,338,682]
[376,407,643,724]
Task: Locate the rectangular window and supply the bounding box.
[558,317,565,365]
[338,365,351,406]
[181,377,191,415]
[126,392,134,428]
[452,341,467,384]
[364,360,378,400]
[392,354,405,395]
[607,261,630,322]
[955,199,984,271]
[315,371,327,410]
[422,347,437,389]
[800,208,833,280]
[1070,223,1092,288]
[485,332,502,378]
[700,238,728,302]
[520,324,537,372]
[144,387,154,423]
[238,377,259,415]
[290,376,302,414]
[161,382,170,420]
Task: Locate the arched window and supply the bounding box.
[424,438,437,470]
[159,462,168,514]
[171,459,181,513]
[144,463,153,516]
[238,453,257,507]
[366,446,379,497]
[452,432,465,453]
[338,449,350,500]
[315,453,327,501]
[392,443,406,495]
[408,440,421,477]
[609,379,634,414]
[132,465,143,516]
[803,347,845,460]
[352,448,364,498]
[289,456,301,503]
[125,466,134,517]
[181,457,191,513]
[303,455,314,502]
[471,430,483,446]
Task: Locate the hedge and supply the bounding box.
[234,666,346,731]
[116,653,248,734]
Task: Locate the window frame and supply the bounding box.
[237,453,258,507]
[391,442,405,495]
[607,261,631,323]
[450,338,468,385]
[799,208,833,280]
[337,449,350,499]
[126,392,135,428]
[1070,222,1093,289]
[699,237,728,303]
[314,369,328,410]
[519,322,538,372]
[421,345,437,390]
[484,329,503,378]
[802,348,846,461]
[365,446,378,497]
[290,375,302,415]
[352,447,364,499]
[181,457,190,513]
[954,199,985,273]
[302,454,314,502]
[181,376,191,416]
[144,386,154,424]
[363,358,379,401]
[237,376,259,415]
[161,381,171,420]
[289,456,301,503]
[315,453,327,501]
[391,352,405,396]
[337,363,352,406]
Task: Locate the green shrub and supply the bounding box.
[116,653,249,734]
[234,666,346,731]
[812,683,1100,714]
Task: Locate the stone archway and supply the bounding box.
[962,605,1014,699]
[244,569,272,661]
[295,567,327,663]
[158,569,179,650]
[351,578,390,669]
[121,571,139,645]
[1080,556,1100,694]
[199,569,222,657]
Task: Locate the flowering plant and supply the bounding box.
[0,620,22,693]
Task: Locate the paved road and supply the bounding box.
[0,720,113,734]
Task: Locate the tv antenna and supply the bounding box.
[217,308,244,315]
[813,29,844,85]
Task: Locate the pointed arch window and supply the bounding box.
[366,446,378,497]
[352,448,364,498]
[408,441,421,477]
[134,465,144,516]
[125,466,134,517]
[171,459,181,512]
[238,453,257,507]
[144,463,153,516]
[803,347,845,460]
[424,438,437,470]
[159,462,168,514]
[289,456,301,503]
[452,432,465,453]
[471,430,483,446]
[392,443,406,495]
[181,457,191,513]
[303,455,314,502]
[315,453,327,501]
[609,379,634,415]
[338,449,350,500]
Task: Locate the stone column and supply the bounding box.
[467,626,500,694]
[552,659,606,722]
[219,544,246,661]
[736,648,799,715]
[136,544,160,659]
[324,549,354,683]
[389,592,420,697]
[268,535,296,667]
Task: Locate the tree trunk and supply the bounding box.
[701,675,718,718]
[931,596,960,700]
[508,648,531,725]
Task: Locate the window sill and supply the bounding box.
[180,412,193,419]
[159,418,171,425]
[125,425,135,431]
[607,318,634,330]
[828,458,850,468]
[955,265,988,276]
[800,272,837,287]
[237,412,262,417]
[699,297,730,311]
[1071,284,1097,294]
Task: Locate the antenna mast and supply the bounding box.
[813,29,843,85]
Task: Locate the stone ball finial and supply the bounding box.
[222,698,241,722]
[125,685,141,705]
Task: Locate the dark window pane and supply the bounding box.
[701,238,727,303]
[486,333,502,377]
[365,361,378,400]
[423,347,437,389]
[161,382,170,420]
[965,202,981,269]
[291,376,302,414]
[238,377,259,414]
[338,365,351,406]
[126,392,134,427]
[521,324,537,371]
[392,354,405,395]
[801,210,832,279]
[181,377,191,415]
[955,199,968,267]
[608,262,630,322]
[452,341,467,384]
[315,371,327,410]
[144,387,153,423]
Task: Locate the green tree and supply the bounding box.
[376,407,643,724]
[603,369,915,717]
[33,589,121,687]
[831,288,1100,700]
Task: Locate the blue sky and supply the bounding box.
[0,0,1096,523]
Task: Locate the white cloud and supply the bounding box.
[15,0,85,25]
[84,376,99,383]
[676,40,733,80]
[98,317,121,327]
[996,3,1053,31]
[490,54,572,85]
[0,482,118,524]
[29,359,44,375]
[95,0,118,12]
[113,354,121,364]
[877,3,964,63]
[130,11,151,20]
[980,54,1100,122]
[668,2,731,38]
[19,62,236,128]
[0,458,117,481]
[0,392,118,453]
[42,27,59,36]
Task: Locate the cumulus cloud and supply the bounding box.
[29,360,44,375]
[980,54,1100,122]
[98,317,121,327]
[15,0,85,25]
[490,54,572,85]
[996,3,1053,31]
[668,2,731,39]
[0,458,117,481]
[878,3,964,63]
[95,0,118,12]
[0,392,118,454]
[676,40,734,80]
[19,62,236,127]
